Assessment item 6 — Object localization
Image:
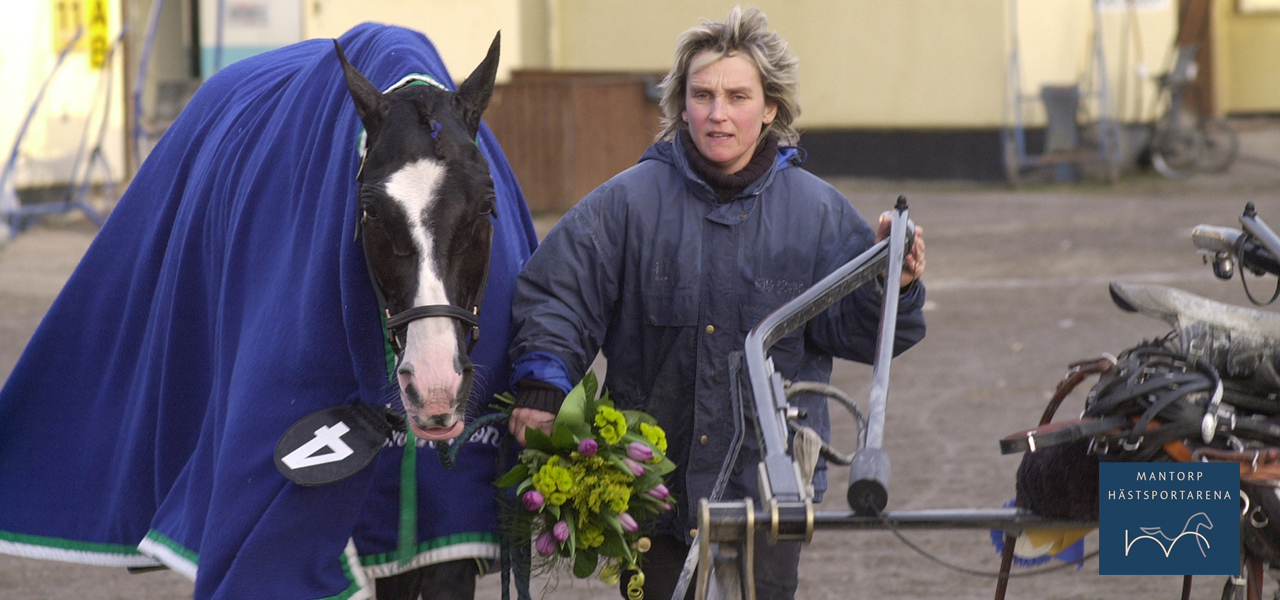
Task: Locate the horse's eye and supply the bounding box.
[361,203,381,221]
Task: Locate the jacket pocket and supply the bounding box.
[644,291,698,327]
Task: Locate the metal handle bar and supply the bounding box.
[1191,224,1241,255]
[1192,203,1280,280]
[743,198,914,505]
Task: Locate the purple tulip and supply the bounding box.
[622,458,646,477]
[553,520,570,542]
[618,512,639,532]
[577,438,598,456]
[646,484,670,500]
[535,532,557,555]
[522,490,544,511]
[627,442,654,462]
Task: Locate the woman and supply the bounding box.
[507,7,927,599]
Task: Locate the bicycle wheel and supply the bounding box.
[1197,118,1239,173]
[1150,126,1202,179]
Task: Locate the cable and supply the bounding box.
[877,512,1098,580]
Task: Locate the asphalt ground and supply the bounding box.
[2,119,1279,599]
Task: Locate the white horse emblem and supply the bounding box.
[1124,512,1214,557]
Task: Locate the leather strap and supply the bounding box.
[1000,415,1130,455]
[385,304,478,330]
[1193,446,1280,482]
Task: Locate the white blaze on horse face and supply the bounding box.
[383,158,465,439]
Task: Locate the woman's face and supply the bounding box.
[682,51,778,175]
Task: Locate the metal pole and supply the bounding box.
[133,0,166,170]
[1,29,85,236]
[846,197,909,516]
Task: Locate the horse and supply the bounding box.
[0,23,538,600]
[1125,512,1215,558]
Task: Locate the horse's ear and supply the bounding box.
[334,40,388,131]
[453,32,500,137]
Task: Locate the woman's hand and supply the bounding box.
[875,212,926,289]
[508,407,556,445]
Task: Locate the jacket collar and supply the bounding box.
[640,135,803,205]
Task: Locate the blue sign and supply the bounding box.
[1099,462,1240,575]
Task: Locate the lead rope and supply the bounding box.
[433,411,531,600]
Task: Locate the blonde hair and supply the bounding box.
[656,6,800,145]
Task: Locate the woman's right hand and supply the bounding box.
[508,407,556,445]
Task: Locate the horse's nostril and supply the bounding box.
[402,382,423,409]
[397,362,414,376]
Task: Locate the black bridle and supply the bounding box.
[356,183,494,358]
[379,221,491,356]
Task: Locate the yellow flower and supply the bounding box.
[605,481,630,514]
[567,454,632,516]
[594,406,627,445]
[599,561,620,585]
[531,455,575,505]
[577,520,605,549]
[639,422,667,454]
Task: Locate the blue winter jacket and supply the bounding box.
[509,136,926,539]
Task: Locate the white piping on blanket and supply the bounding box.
[138,532,198,580]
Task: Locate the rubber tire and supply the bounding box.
[1196,118,1240,174]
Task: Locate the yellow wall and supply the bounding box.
[1014,0,1176,126]
[1213,0,1280,114]
[0,0,125,190]
[302,0,525,84]
[553,0,1175,130]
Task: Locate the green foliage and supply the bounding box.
[524,426,555,453]
[494,463,528,488]
[573,548,599,579]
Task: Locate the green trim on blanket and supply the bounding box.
[0,529,145,556]
[359,532,499,567]
[397,426,418,564]
[142,529,199,564]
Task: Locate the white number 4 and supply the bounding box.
[281,422,355,470]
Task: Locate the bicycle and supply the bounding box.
[1147,44,1239,179]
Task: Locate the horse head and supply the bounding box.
[336,34,500,441]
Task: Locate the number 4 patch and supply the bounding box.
[274,404,397,486]
[281,422,355,469]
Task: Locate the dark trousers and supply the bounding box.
[620,533,802,600]
[375,559,479,600]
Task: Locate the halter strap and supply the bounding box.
[381,227,492,355]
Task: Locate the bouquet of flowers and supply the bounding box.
[495,371,676,599]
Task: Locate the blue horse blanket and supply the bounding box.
[0,23,537,599]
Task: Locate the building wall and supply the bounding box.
[553,0,1175,130]
[302,0,526,84]
[0,0,126,190]
[0,0,1246,191]
[1014,0,1176,126]
[1214,0,1280,114]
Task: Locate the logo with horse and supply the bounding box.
[1099,463,1239,575]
